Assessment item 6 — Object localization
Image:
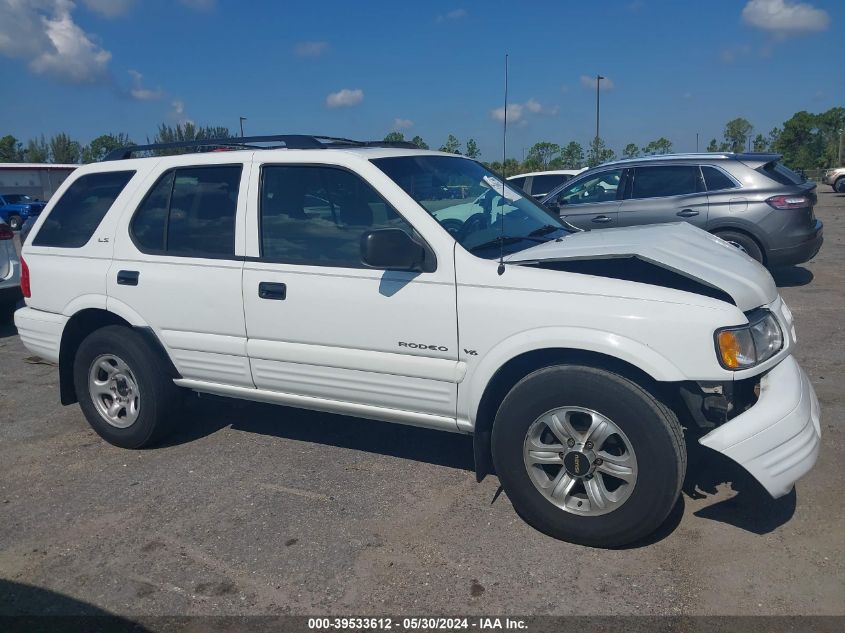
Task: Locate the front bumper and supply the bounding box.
[699,355,820,498]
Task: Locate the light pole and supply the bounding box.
[696,132,699,152]
[239,117,247,138]
[839,128,844,166]
[595,75,605,145]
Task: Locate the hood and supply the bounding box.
[506,222,777,312]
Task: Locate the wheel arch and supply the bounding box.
[468,335,685,482]
[58,308,179,405]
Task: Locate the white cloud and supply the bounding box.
[720,49,736,63]
[393,118,413,130]
[128,69,162,100]
[491,103,524,123]
[742,0,829,36]
[580,75,614,90]
[491,98,558,124]
[81,0,134,17]
[0,0,112,83]
[437,8,466,22]
[179,0,215,9]
[326,88,364,108]
[295,41,329,57]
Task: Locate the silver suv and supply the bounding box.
[542,153,823,267]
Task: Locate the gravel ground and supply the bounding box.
[0,192,843,619]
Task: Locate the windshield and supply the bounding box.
[371,155,571,258]
[3,194,34,204]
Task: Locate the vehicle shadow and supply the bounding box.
[771,265,814,287]
[0,578,151,630]
[164,394,476,472]
[0,306,17,339]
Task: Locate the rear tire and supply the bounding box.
[491,365,685,547]
[7,214,21,231]
[73,325,180,448]
[713,229,764,263]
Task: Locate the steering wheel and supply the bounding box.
[439,218,464,236]
[456,212,489,241]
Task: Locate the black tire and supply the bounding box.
[491,365,685,547]
[713,229,764,263]
[7,214,21,231]
[834,177,845,194]
[73,325,180,448]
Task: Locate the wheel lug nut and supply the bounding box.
[585,441,593,450]
[594,458,603,466]
[558,452,566,459]
[567,438,575,448]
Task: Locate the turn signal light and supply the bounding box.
[0,224,14,240]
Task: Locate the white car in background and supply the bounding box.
[822,166,845,193]
[508,169,586,199]
[0,219,21,309]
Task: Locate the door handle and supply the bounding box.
[117,270,139,286]
[677,209,699,217]
[591,215,613,223]
[258,282,287,300]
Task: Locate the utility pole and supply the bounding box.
[839,128,844,166]
[595,75,605,144]
[696,132,699,152]
[239,117,247,138]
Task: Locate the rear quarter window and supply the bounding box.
[758,161,804,186]
[33,171,135,248]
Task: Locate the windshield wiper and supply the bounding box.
[468,235,548,253]
[528,224,564,237]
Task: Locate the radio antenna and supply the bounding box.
[497,53,508,276]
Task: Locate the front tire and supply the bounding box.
[491,365,685,547]
[834,177,845,194]
[73,325,180,448]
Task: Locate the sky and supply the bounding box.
[0,0,842,161]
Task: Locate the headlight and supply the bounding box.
[715,310,783,370]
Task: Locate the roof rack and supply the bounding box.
[103,135,420,161]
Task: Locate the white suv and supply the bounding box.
[15,135,821,547]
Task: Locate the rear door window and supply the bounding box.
[33,171,135,247]
[530,174,569,196]
[507,177,527,190]
[631,166,700,199]
[131,165,242,257]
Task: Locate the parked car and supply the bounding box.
[0,193,47,231]
[822,166,845,193]
[508,169,585,199]
[542,153,823,267]
[0,219,21,308]
[15,136,820,547]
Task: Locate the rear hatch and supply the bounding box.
[745,155,817,226]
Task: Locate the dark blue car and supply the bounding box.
[0,194,47,231]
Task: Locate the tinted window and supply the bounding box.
[701,166,737,191]
[131,166,241,257]
[507,177,527,189]
[260,165,415,267]
[632,166,699,199]
[758,161,804,186]
[530,174,569,195]
[552,169,622,206]
[33,171,134,247]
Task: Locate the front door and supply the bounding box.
[546,168,623,230]
[241,162,460,423]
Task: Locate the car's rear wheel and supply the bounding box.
[491,365,685,547]
[834,177,845,194]
[73,325,180,448]
[713,229,764,263]
[7,214,21,231]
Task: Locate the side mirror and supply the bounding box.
[360,228,428,272]
[544,199,560,213]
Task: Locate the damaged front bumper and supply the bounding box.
[698,355,821,498]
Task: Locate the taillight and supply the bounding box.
[21,256,31,298]
[0,224,13,240]
[766,195,810,210]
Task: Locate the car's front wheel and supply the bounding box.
[492,365,685,547]
[73,325,180,448]
[834,177,845,194]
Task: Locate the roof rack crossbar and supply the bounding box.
[103,135,419,161]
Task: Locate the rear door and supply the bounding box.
[545,168,623,229]
[108,157,253,387]
[619,164,708,228]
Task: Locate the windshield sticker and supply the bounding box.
[482,175,523,202]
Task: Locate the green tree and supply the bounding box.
[559,141,584,168]
[49,133,81,164]
[0,135,25,162]
[587,137,615,167]
[81,133,134,163]
[622,143,640,159]
[25,135,50,162]
[767,127,781,150]
[706,138,719,152]
[752,134,768,152]
[410,135,429,150]
[524,142,561,170]
[643,137,673,155]
[439,134,461,154]
[501,157,520,177]
[383,131,405,143]
[723,117,753,153]
[464,138,481,159]
[151,123,232,155]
